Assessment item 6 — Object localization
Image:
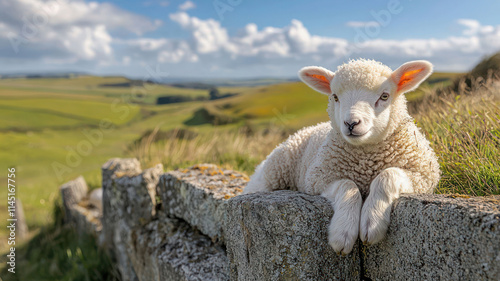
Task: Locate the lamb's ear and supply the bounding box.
[391,60,433,95]
[298,66,334,95]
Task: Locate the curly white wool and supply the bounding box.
[333,59,393,92]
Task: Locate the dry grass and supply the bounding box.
[129,125,288,174]
[411,75,500,195]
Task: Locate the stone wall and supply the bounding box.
[61,158,500,281]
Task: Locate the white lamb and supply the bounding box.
[243,59,441,255]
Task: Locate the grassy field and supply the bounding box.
[0,59,498,279]
[0,75,261,255]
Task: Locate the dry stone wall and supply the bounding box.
[60,158,500,281]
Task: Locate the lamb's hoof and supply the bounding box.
[359,215,388,245]
[328,228,356,255]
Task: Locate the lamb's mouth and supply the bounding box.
[346,132,367,138]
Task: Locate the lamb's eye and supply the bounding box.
[380,92,390,101]
[332,94,339,102]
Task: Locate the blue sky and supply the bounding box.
[101,0,500,39]
[0,0,499,79]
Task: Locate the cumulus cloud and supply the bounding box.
[169,12,229,54]
[455,19,500,53]
[166,13,348,60]
[179,0,196,11]
[124,38,198,63]
[0,0,160,64]
[457,19,493,36]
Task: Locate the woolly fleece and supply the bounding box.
[332,59,393,93]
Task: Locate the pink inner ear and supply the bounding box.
[306,73,330,89]
[397,68,423,92]
[306,73,329,83]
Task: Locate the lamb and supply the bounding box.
[243,59,441,255]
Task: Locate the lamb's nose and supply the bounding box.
[344,120,360,131]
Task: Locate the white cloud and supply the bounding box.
[124,38,198,63]
[456,19,500,53]
[63,25,113,60]
[0,0,160,64]
[167,13,349,60]
[457,19,494,36]
[179,0,196,11]
[170,12,229,53]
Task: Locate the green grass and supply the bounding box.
[0,76,251,255]
[0,107,87,130]
[412,79,500,195]
[0,98,140,125]
[0,202,119,281]
[0,75,251,279]
[0,75,213,104]
[0,129,132,252]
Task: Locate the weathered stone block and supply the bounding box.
[70,201,104,245]
[159,164,246,242]
[102,158,163,281]
[363,194,500,281]
[14,199,28,240]
[60,175,88,222]
[102,158,142,246]
[59,176,104,245]
[224,190,360,281]
[114,164,163,227]
[129,213,230,281]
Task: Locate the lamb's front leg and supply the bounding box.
[360,167,412,244]
[242,160,271,194]
[321,179,362,255]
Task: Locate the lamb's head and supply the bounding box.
[299,59,432,146]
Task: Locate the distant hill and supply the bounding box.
[161,77,298,88]
[432,51,500,96]
[0,72,87,79]
[470,51,500,79]
[0,71,296,88]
